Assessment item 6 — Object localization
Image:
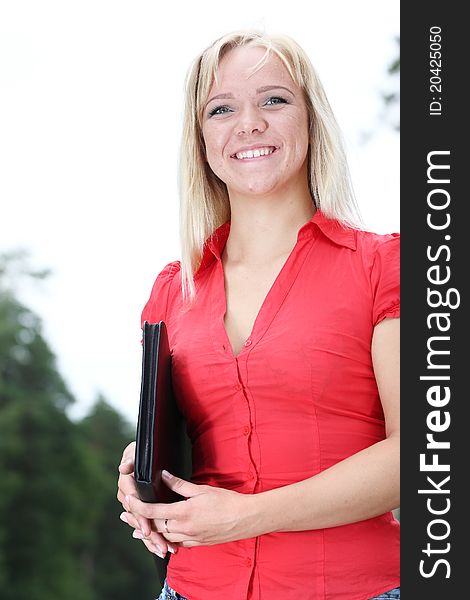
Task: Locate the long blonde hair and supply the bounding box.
[179,30,362,299]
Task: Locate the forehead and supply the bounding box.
[211,45,295,92]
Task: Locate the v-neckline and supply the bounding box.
[218,239,311,360]
[220,261,285,360]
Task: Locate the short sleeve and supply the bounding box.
[370,234,400,326]
[140,261,181,328]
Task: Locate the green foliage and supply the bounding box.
[0,292,74,412]
[79,397,158,600]
[0,252,158,599]
[0,400,99,600]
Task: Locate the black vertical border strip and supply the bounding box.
[401,3,465,597]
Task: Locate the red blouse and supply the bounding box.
[141,210,400,600]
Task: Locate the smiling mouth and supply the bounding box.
[231,146,278,160]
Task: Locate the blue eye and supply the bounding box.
[264,96,288,106]
[208,105,232,117]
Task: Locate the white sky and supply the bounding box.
[0,1,399,424]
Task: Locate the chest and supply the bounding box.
[223,257,289,357]
[169,256,378,428]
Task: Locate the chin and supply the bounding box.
[239,179,280,196]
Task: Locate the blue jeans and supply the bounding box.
[370,588,400,599]
[158,580,400,599]
[157,580,189,600]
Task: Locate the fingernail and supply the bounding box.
[154,547,165,559]
[162,470,173,479]
[168,545,176,554]
[132,530,144,539]
[120,512,128,524]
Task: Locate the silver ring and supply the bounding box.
[164,518,169,534]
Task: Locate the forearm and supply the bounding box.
[249,435,400,535]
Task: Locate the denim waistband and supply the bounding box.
[158,580,400,599]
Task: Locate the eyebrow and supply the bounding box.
[205,85,295,106]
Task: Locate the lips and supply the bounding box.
[231,145,278,160]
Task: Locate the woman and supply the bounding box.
[117,31,400,600]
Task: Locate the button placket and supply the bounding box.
[236,354,260,491]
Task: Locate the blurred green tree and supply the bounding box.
[79,395,157,600]
[0,251,157,599]
[0,252,98,600]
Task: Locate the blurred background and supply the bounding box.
[0,1,399,598]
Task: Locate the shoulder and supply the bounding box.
[141,261,181,326]
[349,229,400,280]
[355,229,400,261]
[154,260,181,283]
[148,260,181,297]
[353,230,400,325]
[353,228,400,282]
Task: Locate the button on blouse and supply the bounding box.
[141,210,400,600]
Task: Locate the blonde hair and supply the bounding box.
[179,30,362,299]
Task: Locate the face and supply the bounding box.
[201,45,310,200]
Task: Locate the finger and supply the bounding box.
[118,460,134,474]
[147,531,178,555]
[141,538,178,557]
[120,511,161,543]
[141,536,167,559]
[131,526,167,553]
[180,540,199,548]
[117,471,139,502]
[125,495,185,521]
[117,476,137,501]
[153,518,166,533]
[121,513,178,555]
[162,470,203,499]
[136,514,152,537]
[119,442,136,472]
[117,485,136,506]
[121,495,153,536]
[161,532,188,543]
[122,440,136,462]
[120,511,139,529]
[117,473,140,513]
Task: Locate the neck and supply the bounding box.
[224,181,316,266]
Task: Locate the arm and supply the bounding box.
[124,318,399,547]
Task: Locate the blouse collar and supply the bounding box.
[196,209,357,276]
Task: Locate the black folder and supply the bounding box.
[135,320,192,502]
[134,320,192,587]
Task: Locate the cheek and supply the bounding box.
[296,122,310,162]
[202,129,225,169]
[285,115,309,163]
[205,149,225,177]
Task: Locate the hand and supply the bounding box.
[117,442,177,558]
[124,470,259,548]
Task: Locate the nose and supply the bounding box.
[235,105,268,136]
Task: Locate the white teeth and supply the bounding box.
[235,147,275,159]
